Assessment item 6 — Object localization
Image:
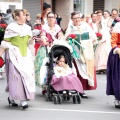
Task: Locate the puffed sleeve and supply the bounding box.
[111,33,118,48]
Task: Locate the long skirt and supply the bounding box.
[5,51,35,101]
[73,59,97,90]
[106,48,120,100]
[95,41,110,71]
[51,73,83,93]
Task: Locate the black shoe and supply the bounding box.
[80,93,88,98]
[8,97,18,107]
[20,101,29,110]
[115,105,120,108]
[21,104,28,110]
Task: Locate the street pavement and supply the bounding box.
[0,73,120,120]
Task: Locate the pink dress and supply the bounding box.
[51,65,83,93]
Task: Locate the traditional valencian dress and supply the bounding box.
[51,65,83,93]
[106,22,120,100]
[35,24,62,86]
[65,22,97,90]
[94,20,111,71]
[1,22,35,100]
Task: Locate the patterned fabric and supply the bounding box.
[34,46,46,86]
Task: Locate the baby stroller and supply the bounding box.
[44,45,82,104]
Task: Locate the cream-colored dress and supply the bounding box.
[94,20,111,71]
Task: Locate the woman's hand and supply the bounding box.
[29,36,36,44]
[113,48,120,58]
[42,38,49,45]
[40,35,49,45]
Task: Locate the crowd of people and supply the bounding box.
[0,2,120,110]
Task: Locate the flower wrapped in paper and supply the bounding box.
[0,56,5,68]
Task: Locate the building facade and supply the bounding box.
[0,0,22,13]
[1,0,120,29]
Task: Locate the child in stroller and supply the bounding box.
[51,55,83,94]
[44,45,83,104]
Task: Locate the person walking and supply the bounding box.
[0,9,35,109]
[65,11,97,98]
[106,21,120,108]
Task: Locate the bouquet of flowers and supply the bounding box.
[93,32,102,52]
[95,32,102,41]
[0,24,7,32]
[68,34,77,40]
[0,56,5,68]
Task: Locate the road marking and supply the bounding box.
[29,108,120,114]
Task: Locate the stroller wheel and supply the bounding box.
[76,95,81,104]
[63,95,67,101]
[53,96,58,104]
[58,96,62,104]
[72,96,77,104]
[49,93,52,101]
[67,96,70,101]
[44,93,49,101]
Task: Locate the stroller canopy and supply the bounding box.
[49,45,72,70]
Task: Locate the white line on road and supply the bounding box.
[29,108,120,114]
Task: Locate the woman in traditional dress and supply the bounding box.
[94,10,111,74]
[35,12,64,89]
[106,22,120,108]
[34,2,52,55]
[0,9,35,109]
[65,11,97,97]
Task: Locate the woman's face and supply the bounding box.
[57,57,65,67]
[72,14,81,26]
[47,13,55,25]
[16,11,26,24]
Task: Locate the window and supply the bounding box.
[74,0,84,13]
[93,0,105,12]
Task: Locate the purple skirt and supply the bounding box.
[106,48,120,100]
[5,51,35,101]
[51,73,83,93]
